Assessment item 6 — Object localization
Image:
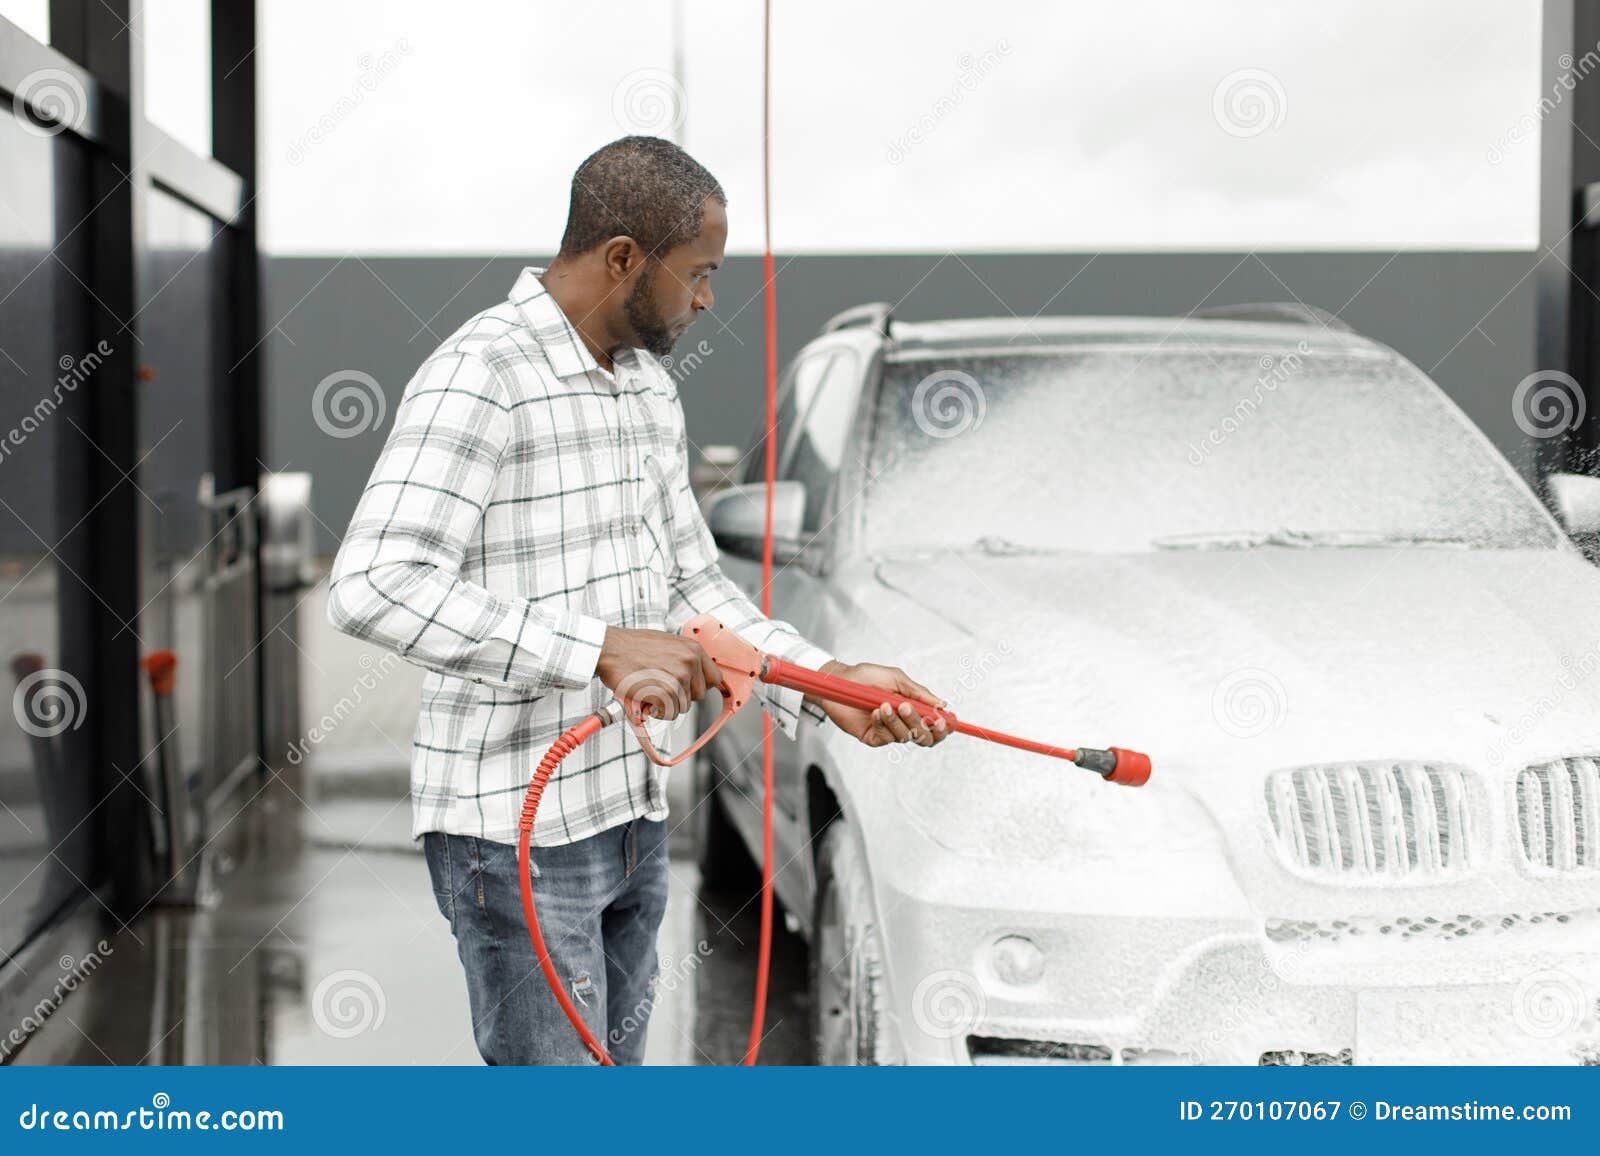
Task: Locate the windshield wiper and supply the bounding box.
[1150,530,1274,551]
[1152,528,1479,551]
[969,535,1053,556]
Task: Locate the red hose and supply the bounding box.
[519,0,783,1067]
[745,0,778,1068]
[516,712,614,1065]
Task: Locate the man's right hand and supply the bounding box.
[595,626,723,721]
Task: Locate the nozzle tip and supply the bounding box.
[1107,747,1151,787]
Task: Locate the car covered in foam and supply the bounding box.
[691,302,1600,1065]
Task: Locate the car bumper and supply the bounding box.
[877,885,1600,1066]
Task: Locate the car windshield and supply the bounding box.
[863,347,1560,555]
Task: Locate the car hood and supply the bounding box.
[851,545,1600,771]
[821,546,1600,917]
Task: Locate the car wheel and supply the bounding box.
[811,820,894,1065]
[689,735,759,894]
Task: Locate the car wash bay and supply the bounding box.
[10,1,1600,1066]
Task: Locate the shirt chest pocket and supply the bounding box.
[635,452,677,606]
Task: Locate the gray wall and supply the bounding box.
[265,252,1542,553]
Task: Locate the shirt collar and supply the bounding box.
[509,266,673,403]
[508,265,615,384]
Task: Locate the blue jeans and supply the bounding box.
[422,819,669,1065]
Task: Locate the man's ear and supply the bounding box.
[600,236,644,283]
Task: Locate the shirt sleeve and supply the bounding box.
[661,426,835,740]
[326,350,609,691]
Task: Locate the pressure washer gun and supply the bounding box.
[516,613,1151,1066]
[610,614,1151,787]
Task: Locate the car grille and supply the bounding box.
[1264,762,1476,879]
[1515,756,1600,871]
[966,1037,1113,1065]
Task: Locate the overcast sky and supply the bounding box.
[1,0,1548,253]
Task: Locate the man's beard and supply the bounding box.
[623,263,677,358]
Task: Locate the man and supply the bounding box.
[328,136,949,1065]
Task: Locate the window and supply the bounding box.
[783,351,863,533]
[742,352,834,485]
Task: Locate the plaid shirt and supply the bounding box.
[328,266,834,846]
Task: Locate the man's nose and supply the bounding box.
[696,283,715,311]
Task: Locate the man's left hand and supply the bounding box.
[806,660,951,748]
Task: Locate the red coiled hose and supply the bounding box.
[516,712,614,1065]
[518,0,789,1067]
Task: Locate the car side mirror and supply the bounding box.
[706,480,806,563]
[1548,472,1600,536]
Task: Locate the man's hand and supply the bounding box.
[596,626,722,721]
[807,660,951,748]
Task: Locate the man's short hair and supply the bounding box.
[557,136,726,259]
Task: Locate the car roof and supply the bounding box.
[879,315,1389,359]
